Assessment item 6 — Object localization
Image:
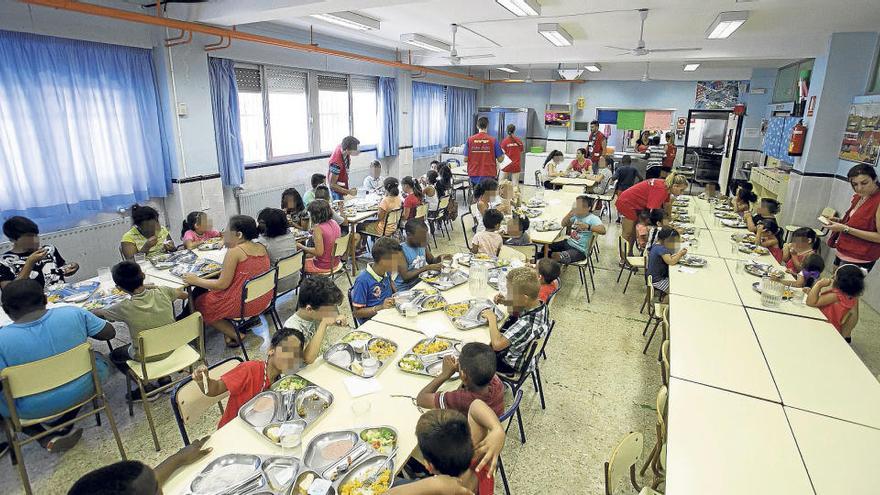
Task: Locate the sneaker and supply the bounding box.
[127,385,162,403]
[45,428,83,454]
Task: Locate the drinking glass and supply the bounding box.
[279,422,304,458]
[134,253,147,268]
[97,267,111,285]
[760,277,782,308]
[351,398,372,426]
[736,260,746,274]
[404,303,418,319]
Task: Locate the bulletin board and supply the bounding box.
[839,103,880,166]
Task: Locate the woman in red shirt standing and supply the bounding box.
[500,124,524,186]
[825,164,880,272]
[662,131,677,174]
[615,174,689,252]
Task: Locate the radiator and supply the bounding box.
[237,183,304,219]
[0,217,131,282]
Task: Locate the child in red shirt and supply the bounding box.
[416,343,505,417]
[192,327,304,428]
[402,176,424,220]
[537,258,561,303]
[807,264,865,343]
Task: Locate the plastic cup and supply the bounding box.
[97,267,111,285]
[351,398,371,426]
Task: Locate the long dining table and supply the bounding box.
[664,196,880,495]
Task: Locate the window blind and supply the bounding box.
[234,67,262,93]
[265,66,307,94]
[350,76,377,93]
[318,74,349,92]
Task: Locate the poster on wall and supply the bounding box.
[839,103,880,166]
[694,80,750,110]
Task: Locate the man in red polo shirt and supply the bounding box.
[328,135,360,200]
[588,120,606,171]
[464,117,504,186]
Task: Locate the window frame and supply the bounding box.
[772,59,814,104]
[868,39,880,95]
[315,71,353,153]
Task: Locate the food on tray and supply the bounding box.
[321,439,355,461]
[192,464,257,494]
[361,427,397,455]
[413,340,450,355]
[296,393,329,418]
[423,297,446,310]
[264,424,282,443]
[341,331,372,343]
[368,340,397,360]
[340,469,391,495]
[327,350,353,368]
[444,302,469,318]
[272,375,308,393]
[421,273,439,283]
[398,355,424,373]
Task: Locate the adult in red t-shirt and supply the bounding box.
[500,124,524,185]
[588,120,606,165]
[825,164,880,272]
[568,148,592,174]
[662,131,677,172]
[464,116,504,186]
[616,174,689,252]
[328,135,360,200]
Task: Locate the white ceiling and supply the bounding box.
[184,0,880,80]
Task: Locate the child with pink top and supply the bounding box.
[807,264,865,343]
[298,200,341,273]
[181,211,221,250]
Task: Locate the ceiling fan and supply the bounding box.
[448,24,495,65]
[606,9,702,56]
[641,62,652,82]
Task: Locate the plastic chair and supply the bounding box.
[616,236,645,294]
[413,203,429,222]
[231,267,278,360]
[171,357,242,446]
[498,245,527,263]
[640,386,668,489]
[496,382,523,495]
[604,431,654,495]
[124,312,206,451]
[1,343,125,494]
[271,250,305,325]
[497,338,542,442]
[659,340,670,387]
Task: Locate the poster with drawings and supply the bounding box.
[839,103,880,166]
[694,80,750,109]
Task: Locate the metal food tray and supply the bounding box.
[444,298,504,330]
[679,256,707,268]
[743,262,783,278]
[149,250,196,269]
[302,427,398,486]
[238,385,334,441]
[397,337,464,377]
[81,291,128,311]
[456,253,510,268]
[394,288,447,314]
[526,199,547,207]
[198,241,224,251]
[189,453,334,495]
[720,219,747,229]
[47,281,100,303]
[738,243,769,255]
[730,233,756,243]
[418,269,468,291]
[714,211,740,220]
[322,333,398,378]
[189,453,263,495]
[170,259,223,278]
[532,219,561,232]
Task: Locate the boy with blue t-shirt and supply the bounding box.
[545,195,606,263]
[351,237,404,325]
[396,220,449,291]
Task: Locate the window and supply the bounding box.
[351,77,379,146]
[317,75,351,152]
[773,59,814,104]
[234,68,267,163]
[266,67,309,157]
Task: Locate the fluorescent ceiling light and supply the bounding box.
[537,23,573,47]
[584,64,601,72]
[705,11,749,39]
[496,65,519,73]
[495,0,541,17]
[400,33,450,53]
[310,11,380,31]
[683,63,701,72]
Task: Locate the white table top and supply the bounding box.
[726,259,825,321]
[748,308,880,429]
[785,407,880,495]
[668,255,741,305]
[680,226,720,258]
[665,378,814,495]
[527,191,581,245]
[550,176,596,187]
[668,295,779,402]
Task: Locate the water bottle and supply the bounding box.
[760,276,781,308]
[497,268,508,295]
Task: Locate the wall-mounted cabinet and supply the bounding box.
[773,59,814,104]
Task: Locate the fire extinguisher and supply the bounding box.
[788,120,807,156]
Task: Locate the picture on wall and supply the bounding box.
[694,80,750,110]
[839,103,880,166]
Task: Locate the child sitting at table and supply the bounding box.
[192,326,304,428]
[647,227,688,301]
[745,198,780,233]
[92,261,188,401]
[0,216,78,289]
[504,214,531,247]
[782,227,819,275]
[363,160,385,195]
[402,176,424,220]
[756,219,783,263]
[774,253,824,289]
[181,211,221,250]
[733,183,757,214]
[635,209,652,252]
[297,200,341,274]
[471,209,504,257]
[283,277,347,364]
[698,182,720,200]
[256,208,301,293]
[494,180,515,215]
[68,437,212,495]
[396,220,446,291]
[282,188,308,231]
[120,205,176,260]
[471,179,498,233]
[807,264,865,343]
[351,237,402,325]
[388,400,505,495]
[545,196,606,264]
[360,177,403,237]
[416,342,505,417]
[484,267,550,375]
[303,173,326,206]
[537,258,561,303]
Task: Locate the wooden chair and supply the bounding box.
[271,250,305,326]
[124,312,206,451]
[659,340,670,387]
[616,236,645,294]
[604,432,660,495]
[1,343,125,494]
[562,184,586,194]
[496,382,524,495]
[642,277,668,354]
[640,385,669,489]
[505,243,539,263]
[231,267,278,360]
[498,244,527,263]
[171,357,242,446]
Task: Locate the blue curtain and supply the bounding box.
[208,57,245,187]
[445,86,476,148]
[412,82,448,158]
[377,77,399,158]
[0,30,175,231]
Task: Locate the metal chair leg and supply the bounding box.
[92,398,101,426]
[498,456,512,495]
[234,324,250,361]
[534,366,546,409]
[643,319,661,355]
[138,380,161,451]
[125,374,134,417]
[616,264,625,283]
[624,269,634,293]
[515,407,526,444]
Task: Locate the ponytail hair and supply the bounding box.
[181,211,206,238]
[664,173,688,190]
[543,150,563,167]
[402,176,423,199]
[383,177,400,197]
[793,227,820,251]
[227,215,260,241]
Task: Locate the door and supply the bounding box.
[718,113,740,193]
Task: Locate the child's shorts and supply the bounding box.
[652,277,670,294]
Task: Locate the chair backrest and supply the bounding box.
[171,357,242,445]
[660,340,670,386]
[385,207,404,234]
[243,267,278,305]
[498,245,527,262]
[604,431,644,495]
[276,250,305,282]
[562,185,586,194]
[333,231,351,258]
[414,204,429,220]
[657,385,669,438]
[460,211,474,248]
[514,338,541,379]
[499,381,523,428]
[137,312,204,362]
[507,243,538,262]
[438,195,450,210]
[534,170,542,186]
[0,342,93,400]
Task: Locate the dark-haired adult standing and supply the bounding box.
[184,215,271,348]
[824,164,880,271]
[464,116,504,186]
[588,120,607,171]
[328,136,360,200]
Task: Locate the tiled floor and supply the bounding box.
[2,200,879,495]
